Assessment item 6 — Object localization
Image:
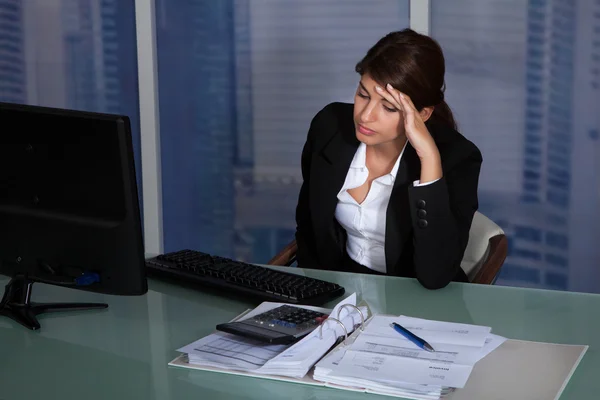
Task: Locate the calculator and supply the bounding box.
[216,305,329,344]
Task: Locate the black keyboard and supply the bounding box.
[145,250,345,306]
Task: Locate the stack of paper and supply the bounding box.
[177,293,368,379]
[313,315,506,399]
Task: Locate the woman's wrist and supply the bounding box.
[419,150,443,184]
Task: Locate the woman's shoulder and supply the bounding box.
[428,120,482,167]
[312,102,353,123]
[306,102,354,146]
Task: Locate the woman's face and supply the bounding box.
[353,74,405,146]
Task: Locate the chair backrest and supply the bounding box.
[460,211,507,284]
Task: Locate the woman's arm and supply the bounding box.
[408,149,482,289]
[374,84,481,288]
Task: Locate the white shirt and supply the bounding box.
[334,142,437,273]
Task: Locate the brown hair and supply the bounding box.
[355,29,457,130]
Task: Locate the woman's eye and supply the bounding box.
[357,92,368,99]
[383,105,397,112]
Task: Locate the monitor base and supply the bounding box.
[0,275,108,330]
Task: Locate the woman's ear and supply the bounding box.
[419,106,434,122]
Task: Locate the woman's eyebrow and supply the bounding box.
[359,81,370,93]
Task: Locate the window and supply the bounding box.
[512,248,542,261]
[547,190,570,208]
[547,213,567,226]
[527,59,544,71]
[527,71,543,84]
[523,182,540,192]
[527,109,543,120]
[547,167,570,179]
[527,35,545,47]
[524,170,541,180]
[546,232,569,250]
[525,133,542,143]
[499,264,541,284]
[515,226,542,242]
[430,0,599,293]
[528,48,544,60]
[546,272,568,290]
[155,0,410,260]
[522,194,541,204]
[548,142,569,154]
[547,178,570,191]
[529,0,547,8]
[525,158,541,169]
[527,23,545,36]
[546,253,568,267]
[527,97,543,108]
[548,155,568,167]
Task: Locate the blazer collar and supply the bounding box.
[320,115,360,167]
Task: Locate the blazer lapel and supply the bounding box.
[385,143,421,274]
[309,126,359,261]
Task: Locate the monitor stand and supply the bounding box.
[0,275,108,330]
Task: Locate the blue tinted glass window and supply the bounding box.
[546,232,569,249]
[515,226,542,242]
[546,254,568,267]
[547,190,570,207]
[500,264,541,283]
[513,248,542,260]
[546,272,568,290]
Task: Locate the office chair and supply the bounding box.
[267,212,507,285]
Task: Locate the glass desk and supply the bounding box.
[1,267,598,399]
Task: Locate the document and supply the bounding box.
[478,334,506,360]
[179,332,289,370]
[314,314,505,391]
[172,305,586,400]
[177,293,368,378]
[364,315,492,347]
[349,333,496,366]
[334,349,474,388]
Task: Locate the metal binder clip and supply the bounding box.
[336,304,365,331]
[318,317,348,345]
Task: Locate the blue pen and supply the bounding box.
[390,322,435,352]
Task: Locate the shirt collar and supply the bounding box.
[389,141,408,180]
[349,141,408,184]
[349,142,367,169]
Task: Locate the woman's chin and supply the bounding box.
[356,132,384,146]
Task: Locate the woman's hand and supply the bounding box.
[375,84,442,183]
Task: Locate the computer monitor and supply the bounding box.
[0,102,147,330]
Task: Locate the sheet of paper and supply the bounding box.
[364,315,491,347]
[349,333,488,366]
[179,331,290,370]
[478,334,507,360]
[334,349,474,388]
[316,351,450,395]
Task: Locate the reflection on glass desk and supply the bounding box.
[1,266,599,400]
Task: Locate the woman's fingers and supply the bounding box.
[374,85,403,111]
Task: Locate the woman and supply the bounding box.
[295,29,482,289]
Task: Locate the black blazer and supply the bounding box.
[295,102,483,289]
